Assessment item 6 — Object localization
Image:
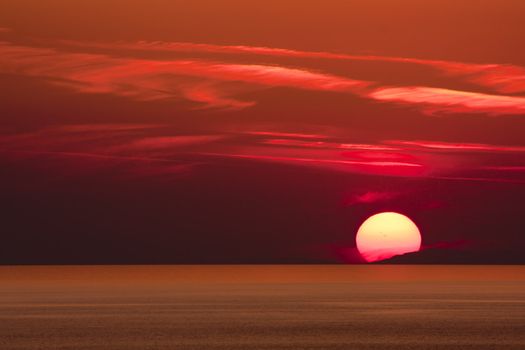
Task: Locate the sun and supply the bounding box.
[356,212,422,262]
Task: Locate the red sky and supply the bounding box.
[0,0,524,263]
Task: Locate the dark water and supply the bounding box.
[1,265,524,349]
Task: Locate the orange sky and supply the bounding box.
[0,0,524,263]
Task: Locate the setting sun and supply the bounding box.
[356,212,422,262]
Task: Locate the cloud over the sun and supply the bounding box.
[344,191,401,206]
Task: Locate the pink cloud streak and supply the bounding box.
[369,87,525,116]
[345,191,400,206]
[2,124,524,182]
[197,151,424,178]
[245,131,326,139]
[386,140,525,153]
[262,138,399,151]
[2,41,525,116]
[68,40,525,94]
[0,42,368,110]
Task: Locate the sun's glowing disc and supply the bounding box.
[356,212,421,262]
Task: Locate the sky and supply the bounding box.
[0,0,524,264]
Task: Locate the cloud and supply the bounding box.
[55,124,164,132]
[261,138,400,151]
[65,40,525,94]
[433,62,525,94]
[1,149,195,180]
[386,140,525,153]
[201,63,368,92]
[0,42,369,110]
[369,86,525,116]
[245,131,327,139]
[197,151,425,178]
[358,245,422,263]
[428,175,525,184]
[0,126,216,180]
[345,191,400,205]
[481,166,525,172]
[2,124,525,182]
[115,135,227,151]
[180,83,256,110]
[4,149,179,163]
[7,127,417,177]
[3,40,525,116]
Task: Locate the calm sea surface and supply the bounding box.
[1,265,524,349]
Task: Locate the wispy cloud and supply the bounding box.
[0,42,368,110]
[65,39,525,94]
[123,135,225,149]
[197,151,424,177]
[369,86,525,116]
[261,138,399,151]
[386,140,525,153]
[433,62,525,94]
[344,191,400,206]
[2,40,525,116]
[480,166,525,172]
[1,125,524,182]
[244,131,327,139]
